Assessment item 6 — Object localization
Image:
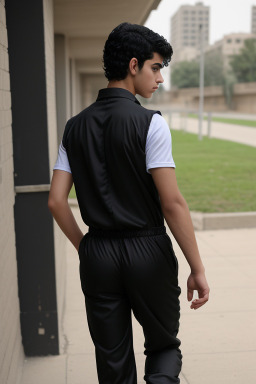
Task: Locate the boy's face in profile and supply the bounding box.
[134,52,164,98]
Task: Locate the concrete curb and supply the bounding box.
[191,211,256,230]
[68,199,256,231]
[68,198,79,207]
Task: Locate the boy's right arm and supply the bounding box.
[48,170,84,251]
[150,167,210,310]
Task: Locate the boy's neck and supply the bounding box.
[107,77,136,96]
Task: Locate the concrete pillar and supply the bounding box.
[83,77,93,107]
[70,58,77,116]
[6,0,65,356]
[54,34,69,144]
[69,58,83,116]
[76,71,83,114]
[82,73,107,108]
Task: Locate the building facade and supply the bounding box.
[252,6,256,35]
[204,32,255,69]
[170,1,210,63]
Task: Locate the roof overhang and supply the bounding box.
[53,0,161,72]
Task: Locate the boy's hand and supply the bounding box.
[187,271,210,310]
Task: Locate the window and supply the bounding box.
[227,38,232,43]
[236,39,241,43]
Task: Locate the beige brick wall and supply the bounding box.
[43,0,67,353]
[0,0,24,383]
[169,83,256,113]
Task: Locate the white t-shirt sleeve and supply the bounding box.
[53,142,72,173]
[146,113,175,174]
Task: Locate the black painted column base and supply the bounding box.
[6,0,60,356]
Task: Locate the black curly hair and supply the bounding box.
[103,22,173,81]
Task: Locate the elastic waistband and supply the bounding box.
[88,226,166,239]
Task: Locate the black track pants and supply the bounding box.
[78,226,182,384]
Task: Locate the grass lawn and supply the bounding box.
[172,130,256,213]
[69,131,256,213]
[69,184,76,199]
[188,113,256,128]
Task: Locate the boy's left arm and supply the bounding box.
[48,170,84,251]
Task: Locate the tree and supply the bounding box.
[229,38,256,83]
[223,70,237,109]
[171,61,199,88]
[171,52,224,89]
[204,52,224,86]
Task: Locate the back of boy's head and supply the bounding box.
[103,22,173,81]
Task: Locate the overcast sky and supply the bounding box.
[144,0,256,88]
[145,0,255,44]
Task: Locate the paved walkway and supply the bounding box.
[20,207,256,384]
[161,112,256,147]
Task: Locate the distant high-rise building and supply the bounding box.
[252,6,256,34]
[170,2,210,63]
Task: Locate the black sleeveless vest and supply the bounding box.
[62,87,164,230]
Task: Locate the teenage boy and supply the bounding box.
[49,22,209,384]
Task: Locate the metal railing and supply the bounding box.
[160,109,213,139]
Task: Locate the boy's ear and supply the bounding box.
[129,57,138,76]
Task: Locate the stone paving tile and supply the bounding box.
[181,350,256,384]
[21,355,67,384]
[196,229,256,257]
[179,311,256,355]
[64,311,94,355]
[67,354,98,384]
